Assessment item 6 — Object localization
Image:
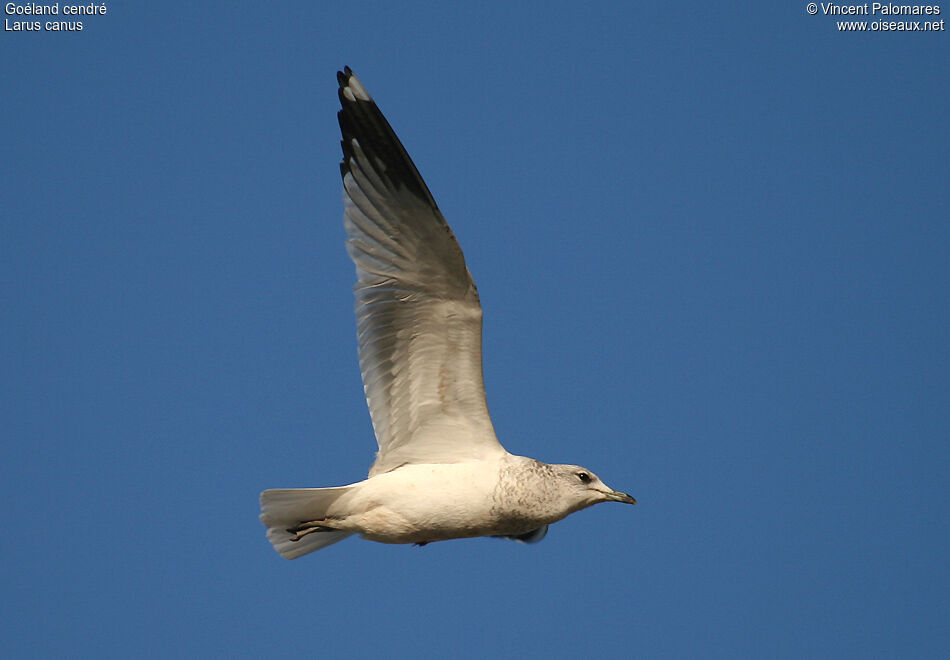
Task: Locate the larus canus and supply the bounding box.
[260,67,636,559]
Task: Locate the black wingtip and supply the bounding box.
[335,66,441,210]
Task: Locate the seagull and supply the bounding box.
[259,67,636,559]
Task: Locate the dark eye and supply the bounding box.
[576,472,591,484]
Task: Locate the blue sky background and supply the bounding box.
[2,2,947,657]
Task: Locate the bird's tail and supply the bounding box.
[260,486,355,559]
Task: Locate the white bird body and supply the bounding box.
[260,67,635,559]
[329,458,527,544]
[264,453,628,558]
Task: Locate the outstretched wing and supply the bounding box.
[337,67,505,476]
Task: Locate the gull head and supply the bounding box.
[552,464,637,510]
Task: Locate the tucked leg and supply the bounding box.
[287,519,338,542]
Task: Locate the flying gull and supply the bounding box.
[260,67,636,559]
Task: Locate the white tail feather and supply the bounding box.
[260,487,355,559]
